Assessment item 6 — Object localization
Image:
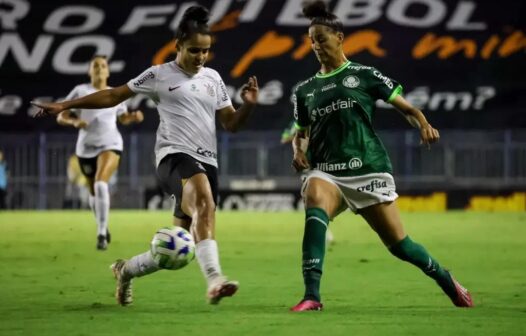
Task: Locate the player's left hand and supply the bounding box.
[420,123,440,148]
[240,76,258,105]
[31,101,66,117]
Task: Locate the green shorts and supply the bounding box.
[301,170,398,213]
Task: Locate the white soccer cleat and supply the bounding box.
[207,276,239,305]
[110,259,133,306]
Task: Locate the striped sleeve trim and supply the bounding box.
[387,84,403,103]
[294,122,307,131]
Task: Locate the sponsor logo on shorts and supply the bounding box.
[195,162,205,171]
[357,180,388,193]
[196,147,217,159]
[133,71,155,87]
[82,164,93,175]
[343,75,360,88]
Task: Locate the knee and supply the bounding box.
[304,186,326,208]
[94,180,109,196]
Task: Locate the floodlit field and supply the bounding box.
[0,211,525,336]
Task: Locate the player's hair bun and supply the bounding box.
[182,6,210,25]
[303,1,331,20]
[175,5,211,42]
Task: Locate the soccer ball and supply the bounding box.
[150,227,195,270]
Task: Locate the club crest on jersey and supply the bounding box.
[343,75,360,88]
[204,83,215,97]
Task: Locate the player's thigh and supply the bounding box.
[95,151,120,181]
[303,177,343,218]
[180,173,215,217]
[359,201,406,247]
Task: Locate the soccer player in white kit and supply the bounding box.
[56,55,144,250]
[32,6,259,306]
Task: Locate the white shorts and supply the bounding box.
[301,170,398,213]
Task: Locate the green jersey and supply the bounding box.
[293,61,403,177]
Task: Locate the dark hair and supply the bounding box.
[175,6,211,42]
[303,1,343,33]
[90,55,107,61]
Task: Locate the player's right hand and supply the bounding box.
[292,151,310,172]
[30,101,66,117]
[73,120,88,129]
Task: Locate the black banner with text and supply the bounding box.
[1,0,525,131]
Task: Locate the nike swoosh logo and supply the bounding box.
[168,86,181,91]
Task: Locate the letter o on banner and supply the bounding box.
[387,0,446,28]
[44,6,104,34]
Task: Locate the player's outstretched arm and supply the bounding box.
[31,84,135,117]
[390,95,440,147]
[217,76,258,133]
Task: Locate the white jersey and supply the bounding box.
[65,84,128,158]
[127,62,232,167]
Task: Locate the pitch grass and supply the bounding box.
[0,211,525,336]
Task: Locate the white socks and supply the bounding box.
[123,251,160,279]
[195,239,222,286]
[88,195,96,216]
[94,181,110,237]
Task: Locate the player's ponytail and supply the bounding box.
[303,1,343,33]
[175,5,211,42]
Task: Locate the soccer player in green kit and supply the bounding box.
[290,1,473,312]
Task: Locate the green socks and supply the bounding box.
[389,236,456,298]
[302,207,329,302]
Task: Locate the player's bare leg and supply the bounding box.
[181,173,238,304]
[360,202,473,307]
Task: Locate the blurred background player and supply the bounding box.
[63,154,89,209]
[290,1,473,311]
[56,55,144,250]
[0,150,8,209]
[32,6,259,306]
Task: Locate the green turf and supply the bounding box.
[0,211,525,335]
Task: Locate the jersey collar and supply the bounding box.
[316,60,351,79]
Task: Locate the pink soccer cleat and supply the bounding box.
[449,275,474,308]
[290,300,323,312]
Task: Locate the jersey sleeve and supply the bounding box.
[215,75,232,110]
[364,68,403,103]
[292,87,310,130]
[127,66,158,99]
